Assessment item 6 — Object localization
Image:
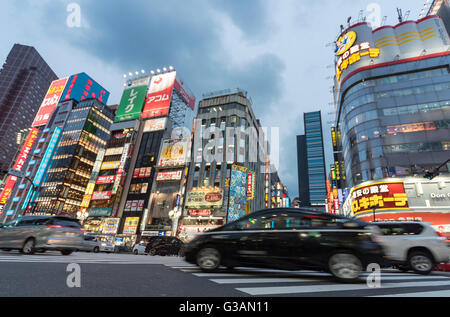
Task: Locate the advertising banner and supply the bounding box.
[105,147,124,156]
[143,117,168,132]
[13,128,39,172]
[81,149,106,208]
[96,175,116,184]
[350,182,409,215]
[112,143,130,194]
[156,170,183,181]
[185,188,224,208]
[142,71,176,119]
[227,165,249,222]
[87,208,112,217]
[123,217,140,234]
[101,161,121,170]
[174,78,196,110]
[115,78,150,122]
[246,171,255,200]
[61,72,110,104]
[32,127,62,187]
[32,78,69,127]
[91,191,112,200]
[101,218,120,234]
[0,175,18,215]
[158,137,190,167]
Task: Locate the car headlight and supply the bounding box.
[101,243,106,246]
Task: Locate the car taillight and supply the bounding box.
[47,224,63,229]
[436,232,448,239]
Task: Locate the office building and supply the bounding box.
[0,44,57,177]
[297,111,327,207]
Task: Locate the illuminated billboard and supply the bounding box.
[32,78,69,127]
[185,188,224,208]
[158,137,190,167]
[142,71,177,119]
[61,72,110,104]
[115,78,149,123]
[350,181,409,215]
[335,16,450,85]
[174,78,196,110]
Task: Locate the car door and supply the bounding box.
[0,219,23,248]
[231,211,301,269]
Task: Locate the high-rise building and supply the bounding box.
[333,14,450,232]
[34,99,114,216]
[180,88,271,241]
[0,44,57,177]
[297,111,327,207]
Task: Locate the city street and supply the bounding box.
[1,251,450,297]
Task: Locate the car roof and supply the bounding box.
[249,208,346,218]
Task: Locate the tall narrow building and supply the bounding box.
[0,44,57,176]
[297,111,327,208]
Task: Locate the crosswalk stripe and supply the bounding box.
[236,280,450,296]
[373,289,450,297]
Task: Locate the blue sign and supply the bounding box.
[158,231,166,236]
[61,72,110,104]
[33,127,62,187]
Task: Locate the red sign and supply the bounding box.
[0,175,18,214]
[96,175,116,184]
[32,78,69,127]
[142,72,176,119]
[91,191,112,200]
[174,78,195,110]
[351,182,409,215]
[156,170,182,181]
[13,128,39,171]
[246,172,254,199]
[188,209,212,216]
[205,192,222,203]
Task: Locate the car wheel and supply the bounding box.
[21,239,36,255]
[408,251,434,275]
[93,247,100,253]
[61,250,73,256]
[197,247,221,272]
[328,252,363,282]
[134,249,139,255]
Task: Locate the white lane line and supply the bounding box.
[236,280,450,296]
[372,289,450,297]
[209,275,448,284]
[210,278,325,284]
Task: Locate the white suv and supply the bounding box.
[375,222,450,275]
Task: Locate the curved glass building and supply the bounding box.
[334,15,450,188]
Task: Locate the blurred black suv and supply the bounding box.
[184,208,385,282]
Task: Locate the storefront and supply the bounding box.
[346,177,450,234]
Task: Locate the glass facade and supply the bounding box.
[337,58,450,188]
[35,99,113,216]
[298,111,327,206]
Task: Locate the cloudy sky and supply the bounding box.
[1,0,427,198]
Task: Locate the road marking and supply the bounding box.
[373,289,450,297]
[236,280,450,296]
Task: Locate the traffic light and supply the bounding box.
[424,169,439,180]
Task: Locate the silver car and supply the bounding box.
[78,235,101,253]
[0,215,84,255]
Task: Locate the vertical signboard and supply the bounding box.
[112,143,130,194]
[12,128,39,172]
[0,175,18,216]
[81,149,106,208]
[227,165,248,223]
[174,78,196,110]
[32,78,69,127]
[115,77,150,123]
[142,71,177,119]
[32,127,62,187]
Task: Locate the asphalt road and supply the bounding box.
[1,251,450,298]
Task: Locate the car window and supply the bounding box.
[50,218,82,228]
[3,219,19,227]
[377,223,424,235]
[17,218,37,227]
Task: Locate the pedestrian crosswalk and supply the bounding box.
[168,265,450,297]
[0,251,187,265]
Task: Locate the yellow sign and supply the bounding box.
[336,42,380,82]
[336,31,357,56]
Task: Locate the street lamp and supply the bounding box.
[77,209,89,225]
